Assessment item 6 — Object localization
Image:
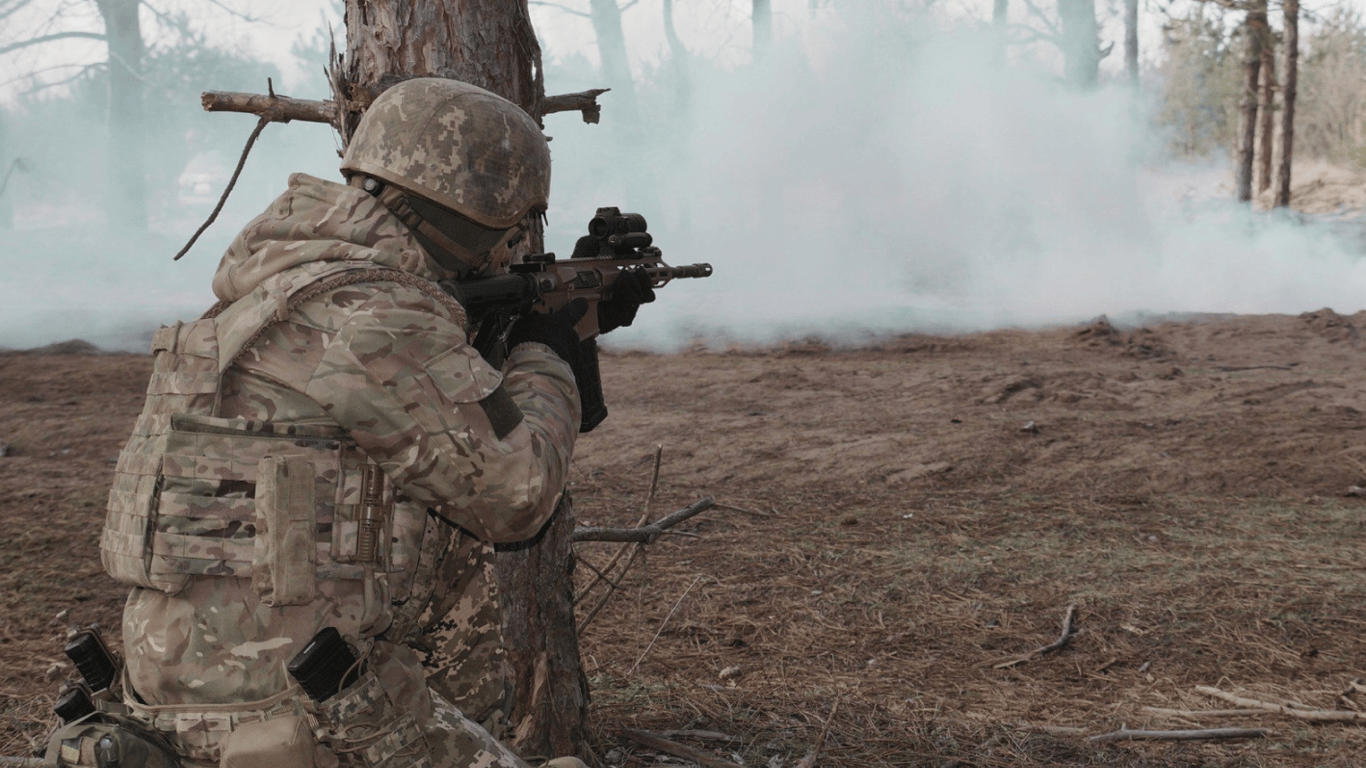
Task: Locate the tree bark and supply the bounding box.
[1058,0,1103,88]
[753,0,772,59]
[496,496,590,761]
[342,1,542,138]
[342,1,590,760]
[1124,0,1138,84]
[1257,41,1277,194]
[1276,0,1298,208]
[1236,3,1266,203]
[94,0,145,229]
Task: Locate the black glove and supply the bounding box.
[598,268,656,334]
[506,298,589,370]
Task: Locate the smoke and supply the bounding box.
[543,12,1366,349]
[5,7,1366,352]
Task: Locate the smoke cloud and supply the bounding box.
[4,7,1365,352]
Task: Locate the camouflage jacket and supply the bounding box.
[109,173,580,710]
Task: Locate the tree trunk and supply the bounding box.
[753,0,772,59]
[1236,3,1266,203]
[496,496,590,761]
[1276,0,1298,208]
[1124,0,1138,84]
[1058,0,1102,88]
[588,0,638,124]
[94,0,145,229]
[663,0,691,109]
[0,111,12,230]
[1257,42,1277,194]
[342,1,590,760]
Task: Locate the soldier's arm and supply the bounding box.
[303,287,580,543]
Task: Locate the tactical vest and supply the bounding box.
[100,262,467,636]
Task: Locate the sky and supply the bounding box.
[3,0,1366,351]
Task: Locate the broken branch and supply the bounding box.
[620,728,739,768]
[1142,706,1269,718]
[202,90,338,125]
[541,88,609,124]
[992,603,1079,668]
[573,497,715,543]
[1087,727,1272,743]
[1196,685,1366,721]
[201,87,608,126]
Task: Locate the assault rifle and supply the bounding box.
[440,207,712,433]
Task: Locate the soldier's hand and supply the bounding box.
[507,299,590,370]
[598,269,656,334]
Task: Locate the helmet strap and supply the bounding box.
[360,177,491,277]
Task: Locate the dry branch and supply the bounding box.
[1087,727,1272,743]
[1196,686,1366,721]
[992,604,1078,668]
[201,87,608,126]
[794,697,840,768]
[1143,706,1269,718]
[541,88,609,123]
[573,497,715,543]
[620,728,740,768]
[202,90,338,125]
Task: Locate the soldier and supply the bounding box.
[74,78,649,768]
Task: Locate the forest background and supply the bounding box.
[4,0,1366,351]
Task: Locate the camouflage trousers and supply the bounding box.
[411,531,513,740]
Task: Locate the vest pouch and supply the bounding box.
[319,670,430,768]
[218,715,317,768]
[253,454,319,607]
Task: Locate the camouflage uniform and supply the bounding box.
[100,172,579,767]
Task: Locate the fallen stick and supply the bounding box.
[1087,727,1272,743]
[794,697,841,768]
[626,576,703,675]
[1196,685,1366,722]
[574,497,715,543]
[993,604,1079,669]
[621,728,740,768]
[1014,723,1088,735]
[1143,706,1269,718]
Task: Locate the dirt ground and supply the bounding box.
[4,310,1366,767]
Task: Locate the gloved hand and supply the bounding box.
[506,298,590,370]
[598,268,656,334]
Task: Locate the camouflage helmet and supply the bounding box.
[340,78,551,230]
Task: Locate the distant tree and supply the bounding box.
[1275,0,1298,207]
[1236,0,1268,202]
[1124,0,1138,82]
[753,0,772,58]
[1155,7,1241,158]
[1018,0,1111,87]
[1256,34,1276,194]
[1296,9,1366,161]
[0,0,257,228]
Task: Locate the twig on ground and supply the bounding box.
[627,576,703,676]
[992,604,1079,669]
[1143,706,1269,718]
[574,497,715,543]
[1196,685,1366,721]
[1014,723,1088,735]
[620,728,740,768]
[1087,727,1272,743]
[794,697,841,768]
[577,446,663,604]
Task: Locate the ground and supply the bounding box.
[3,311,1366,767]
